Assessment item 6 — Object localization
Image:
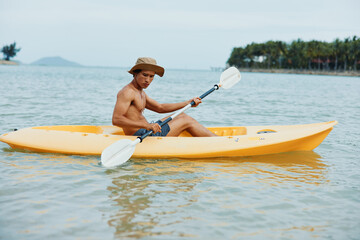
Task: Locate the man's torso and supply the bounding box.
[122,85,148,135]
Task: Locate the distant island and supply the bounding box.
[31,56,82,67]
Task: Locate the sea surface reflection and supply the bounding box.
[104,151,327,238]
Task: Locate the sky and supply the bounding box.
[1,0,359,69]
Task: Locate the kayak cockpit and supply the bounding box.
[32,125,248,137]
[179,126,247,137]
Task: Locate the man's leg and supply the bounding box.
[165,113,217,137]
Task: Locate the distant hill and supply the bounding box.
[31,56,82,67]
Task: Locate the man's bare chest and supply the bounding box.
[131,92,146,111]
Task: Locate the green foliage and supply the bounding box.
[227,36,360,71]
[1,42,21,61]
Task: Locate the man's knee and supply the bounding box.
[177,113,198,127]
[178,113,193,121]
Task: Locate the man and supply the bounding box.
[112,57,216,137]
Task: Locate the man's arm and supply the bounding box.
[145,94,202,113]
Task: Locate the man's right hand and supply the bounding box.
[147,123,161,133]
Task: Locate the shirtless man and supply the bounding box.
[112,57,216,137]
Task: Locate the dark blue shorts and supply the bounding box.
[133,120,171,137]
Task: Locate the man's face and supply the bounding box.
[135,70,155,89]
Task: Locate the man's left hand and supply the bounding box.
[190,97,202,107]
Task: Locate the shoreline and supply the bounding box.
[1,61,359,77]
[237,68,360,77]
[0,60,19,65]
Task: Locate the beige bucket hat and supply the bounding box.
[128,57,165,77]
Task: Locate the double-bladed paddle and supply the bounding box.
[101,67,241,167]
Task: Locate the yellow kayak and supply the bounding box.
[0,121,337,159]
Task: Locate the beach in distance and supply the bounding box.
[0,65,359,239]
[0,60,19,65]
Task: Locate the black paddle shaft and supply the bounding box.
[191,84,219,106]
[138,84,220,142]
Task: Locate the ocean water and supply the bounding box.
[0,65,359,239]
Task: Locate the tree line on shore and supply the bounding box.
[227,36,360,71]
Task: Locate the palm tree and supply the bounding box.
[275,41,287,69]
[265,41,280,69]
[288,39,306,70]
[287,40,300,69]
[342,37,351,70]
[332,39,342,71]
[350,36,360,70]
[305,41,316,70]
[1,42,21,61]
[227,47,247,68]
[321,42,332,71]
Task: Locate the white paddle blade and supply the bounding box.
[220,66,241,89]
[101,139,139,167]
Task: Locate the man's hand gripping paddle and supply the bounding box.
[101,67,241,167]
